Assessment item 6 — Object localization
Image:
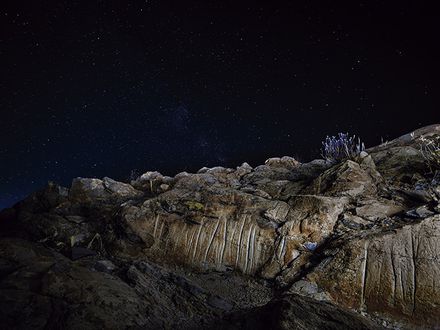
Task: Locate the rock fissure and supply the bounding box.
[360,240,369,309]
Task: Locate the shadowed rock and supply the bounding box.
[1,124,440,329]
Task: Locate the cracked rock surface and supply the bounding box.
[1,124,440,329]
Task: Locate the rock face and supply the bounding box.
[1,124,440,329]
[307,215,440,328]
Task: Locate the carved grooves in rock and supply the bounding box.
[249,225,257,273]
[360,240,369,309]
[390,241,397,306]
[192,219,204,262]
[244,224,252,273]
[147,211,268,275]
[274,202,289,222]
[204,220,220,262]
[277,237,286,262]
[186,225,196,256]
[219,218,227,265]
[235,215,247,268]
[153,214,160,238]
[228,220,238,264]
[410,229,419,314]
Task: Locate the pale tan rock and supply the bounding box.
[262,201,291,224]
[265,156,300,169]
[307,160,378,198]
[261,195,348,280]
[69,178,108,201]
[120,190,279,275]
[308,215,440,328]
[102,177,143,198]
[159,183,170,192]
[235,162,253,177]
[355,199,404,221]
[69,177,143,202]
[5,125,440,329]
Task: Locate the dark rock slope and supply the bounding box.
[1,124,440,329]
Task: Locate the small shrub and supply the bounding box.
[129,169,140,181]
[419,135,440,172]
[321,132,365,162]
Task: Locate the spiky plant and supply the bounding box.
[321,132,365,163]
[419,135,440,173]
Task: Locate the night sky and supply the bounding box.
[1,1,439,209]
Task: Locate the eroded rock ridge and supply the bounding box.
[1,125,440,329]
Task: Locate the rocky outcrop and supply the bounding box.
[1,124,440,329]
[0,237,272,329]
[70,177,143,202]
[305,215,440,328]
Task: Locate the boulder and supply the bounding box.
[69,178,109,201]
[69,177,142,202]
[307,160,379,198]
[102,177,143,198]
[265,156,300,169]
[355,199,404,221]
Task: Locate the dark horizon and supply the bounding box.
[1,1,439,209]
[0,123,434,210]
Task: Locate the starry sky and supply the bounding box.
[0,1,439,209]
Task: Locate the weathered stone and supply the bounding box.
[307,160,378,198]
[261,195,347,280]
[69,178,109,201]
[236,162,253,177]
[0,238,272,329]
[405,205,435,218]
[197,167,210,173]
[240,186,272,199]
[2,125,440,329]
[102,177,143,198]
[159,183,170,191]
[265,156,300,169]
[94,260,117,273]
[340,213,372,229]
[355,199,404,221]
[69,177,142,203]
[370,146,427,183]
[131,171,175,192]
[288,279,330,301]
[282,195,347,241]
[262,201,291,224]
[307,215,440,328]
[120,191,279,275]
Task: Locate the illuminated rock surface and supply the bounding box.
[1,125,440,329]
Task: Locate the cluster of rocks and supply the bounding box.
[1,124,440,329]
